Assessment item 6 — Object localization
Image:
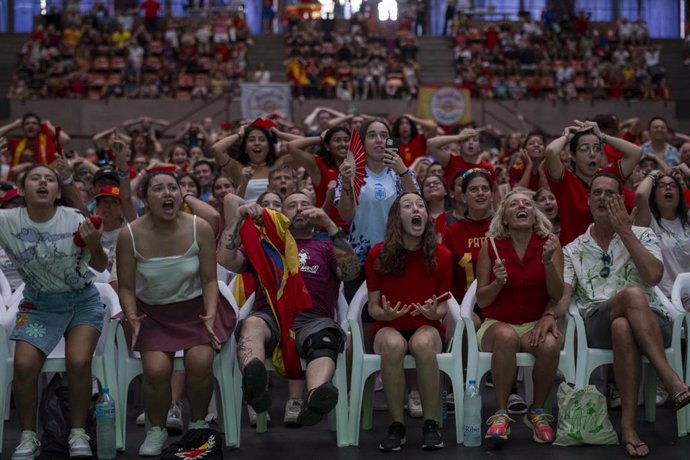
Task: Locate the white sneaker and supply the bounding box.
[407,390,423,418]
[136,411,145,426]
[507,394,528,415]
[607,383,621,409]
[188,420,210,430]
[11,431,40,460]
[656,383,669,406]
[283,398,303,427]
[167,400,184,433]
[139,427,168,456]
[247,405,271,427]
[68,428,92,458]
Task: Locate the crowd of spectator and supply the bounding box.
[284,15,420,101]
[8,4,251,101]
[451,12,669,101]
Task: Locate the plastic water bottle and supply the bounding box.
[463,380,482,447]
[96,387,117,459]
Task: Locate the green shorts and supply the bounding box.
[476,318,538,352]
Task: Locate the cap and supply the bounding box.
[92,168,120,186]
[639,154,659,166]
[1,188,21,207]
[94,185,121,201]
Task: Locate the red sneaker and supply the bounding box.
[524,411,555,444]
[485,413,512,441]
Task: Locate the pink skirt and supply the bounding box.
[120,295,236,353]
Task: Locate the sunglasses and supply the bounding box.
[600,252,611,278]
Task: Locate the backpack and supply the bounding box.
[39,373,97,453]
[163,428,224,460]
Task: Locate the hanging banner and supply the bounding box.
[417,85,472,126]
[240,83,292,121]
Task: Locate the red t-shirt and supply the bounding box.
[433,212,447,241]
[141,0,160,18]
[443,155,494,188]
[547,161,626,245]
[366,243,452,338]
[313,157,348,231]
[399,133,427,167]
[443,217,491,301]
[508,163,541,191]
[483,233,549,324]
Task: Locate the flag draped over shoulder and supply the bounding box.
[232,273,256,308]
[239,208,312,378]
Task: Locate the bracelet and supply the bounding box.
[62,176,74,185]
[117,169,130,179]
[599,133,608,144]
[219,156,231,169]
[542,311,558,320]
[329,230,346,241]
[182,193,193,202]
[398,169,410,177]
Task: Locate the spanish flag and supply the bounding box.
[239,208,312,378]
[11,123,58,167]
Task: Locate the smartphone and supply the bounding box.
[385,138,400,154]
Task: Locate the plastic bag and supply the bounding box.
[163,428,224,460]
[554,382,619,446]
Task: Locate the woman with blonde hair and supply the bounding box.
[475,190,563,445]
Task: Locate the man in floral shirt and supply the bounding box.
[538,172,690,457]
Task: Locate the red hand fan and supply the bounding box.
[73,215,103,248]
[346,129,367,205]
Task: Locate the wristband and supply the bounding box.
[182,193,193,202]
[329,230,346,241]
[398,169,410,177]
[599,133,608,144]
[62,176,74,185]
[542,311,558,320]
[117,169,130,179]
[219,156,231,169]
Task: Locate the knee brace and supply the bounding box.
[302,328,342,364]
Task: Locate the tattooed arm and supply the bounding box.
[217,202,262,272]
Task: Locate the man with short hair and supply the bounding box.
[537,173,690,458]
[193,159,215,202]
[268,165,297,200]
[218,191,359,427]
[641,117,679,167]
[0,112,70,171]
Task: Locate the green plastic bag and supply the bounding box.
[554,382,619,446]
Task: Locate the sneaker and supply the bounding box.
[407,390,423,418]
[524,409,555,444]
[188,420,210,430]
[485,412,512,441]
[284,398,303,427]
[167,400,184,434]
[242,358,271,413]
[136,411,146,426]
[656,383,669,406]
[247,405,271,427]
[379,422,407,452]
[421,419,444,450]
[446,392,455,414]
[68,428,92,458]
[139,427,168,457]
[12,431,40,460]
[507,394,528,415]
[297,382,339,426]
[607,383,621,409]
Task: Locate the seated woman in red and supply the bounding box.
[366,192,452,452]
[475,190,563,445]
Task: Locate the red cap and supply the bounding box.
[251,118,277,130]
[1,188,21,207]
[94,185,121,200]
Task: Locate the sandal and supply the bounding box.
[622,441,649,458]
[672,387,690,412]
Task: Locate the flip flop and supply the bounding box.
[672,387,690,412]
[622,441,649,458]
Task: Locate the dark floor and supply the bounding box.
[2,376,690,460]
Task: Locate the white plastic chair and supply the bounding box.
[461,280,576,415]
[570,287,687,437]
[670,273,690,434]
[234,283,350,446]
[0,282,120,454]
[347,281,466,446]
[0,294,11,453]
[108,281,240,450]
[0,269,12,304]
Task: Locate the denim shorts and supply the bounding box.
[10,284,104,356]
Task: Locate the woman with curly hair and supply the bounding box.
[475,190,563,444]
[365,192,452,452]
[287,126,351,230]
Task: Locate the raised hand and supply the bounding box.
[542,233,561,265]
[493,258,508,285]
[339,158,354,181]
[606,194,636,235]
[383,148,406,175]
[381,295,413,321]
[54,153,73,181]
